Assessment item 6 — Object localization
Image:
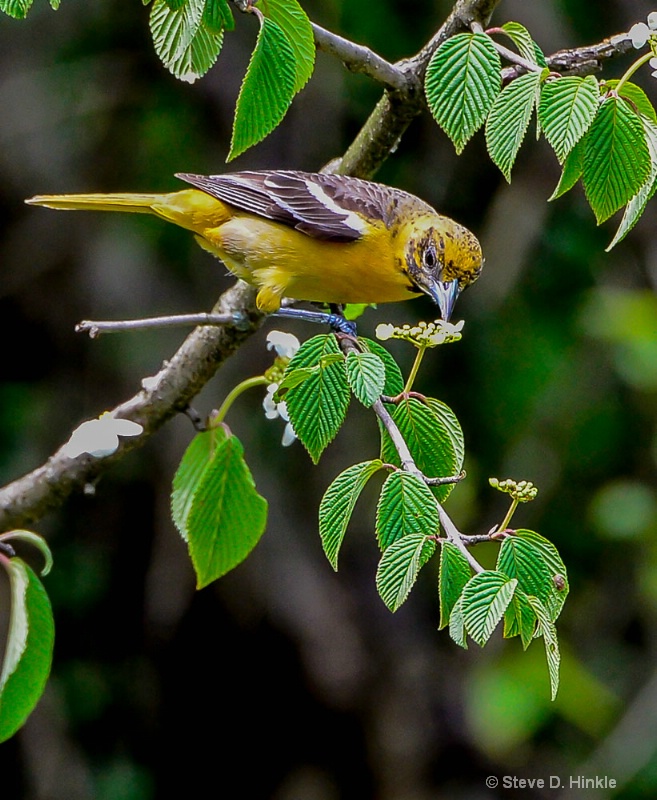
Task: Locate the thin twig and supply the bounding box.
[76,312,240,337]
[312,23,408,91]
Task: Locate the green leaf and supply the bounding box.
[461,571,517,646]
[424,398,465,472]
[539,75,599,162]
[438,541,472,629]
[514,530,569,621]
[171,429,218,541]
[319,460,383,569]
[608,115,657,249]
[49,0,60,8]
[486,70,542,181]
[504,589,537,649]
[527,595,561,700]
[203,0,234,33]
[357,338,405,396]
[260,0,315,93]
[448,597,468,648]
[500,22,546,66]
[375,471,439,551]
[0,531,53,576]
[275,366,316,395]
[185,428,268,588]
[425,32,502,154]
[345,351,386,407]
[497,535,554,606]
[0,0,33,18]
[376,532,436,612]
[583,94,650,223]
[163,0,187,9]
[0,557,54,743]
[150,0,224,82]
[283,335,350,463]
[549,135,585,200]
[604,79,657,124]
[228,15,297,160]
[380,398,460,502]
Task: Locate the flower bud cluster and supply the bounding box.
[489,477,539,502]
[376,319,464,347]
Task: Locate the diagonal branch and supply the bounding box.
[0,282,264,531]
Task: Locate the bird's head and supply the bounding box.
[404,217,483,320]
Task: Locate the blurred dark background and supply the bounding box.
[1,1,657,797]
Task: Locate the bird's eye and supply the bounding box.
[423,245,437,269]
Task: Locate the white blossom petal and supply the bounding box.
[281,422,297,447]
[375,323,395,341]
[61,413,142,459]
[629,22,651,48]
[648,11,657,29]
[266,330,300,359]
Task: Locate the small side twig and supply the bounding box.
[76,312,241,338]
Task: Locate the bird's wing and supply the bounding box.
[175,170,411,242]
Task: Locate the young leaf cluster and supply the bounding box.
[425,22,657,246]
[440,529,568,699]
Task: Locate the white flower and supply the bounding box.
[375,323,395,341]
[649,11,657,29]
[62,412,143,458]
[629,21,651,48]
[266,330,300,360]
[262,384,296,446]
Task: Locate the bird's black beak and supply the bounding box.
[428,278,460,321]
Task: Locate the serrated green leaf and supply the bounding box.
[171,429,218,541]
[260,0,315,93]
[549,135,585,200]
[426,32,502,154]
[461,571,517,646]
[283,335,349,463]
[514,530,569,621]
[486,70,542,181]
[376,532,436,612]
[228,15,296,160]
[497,536,554,605]
[150,0,223,82]
[539,75,599,163]
[527,595,561,700]
[380,398,460,502]
[186,428,268,588]
[163,0,187,9]
[203,0,234,33]
[0,557,54,743]
[583,94,650,223]
[357,338,405,396]
[0,531,53,576]
[438,540,472,629]
[275,366,316,395]
[375,471,439,551]
[608,115,657,249]
[500,22,546,66]
[424,398,465,472]
[319,460,383,569]
[604,80,657,124]
[448,596,468,648]
[0,0,33,17]
[504,588,537,649]
[345,351,386,407]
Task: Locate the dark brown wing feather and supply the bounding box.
[175,170,429,242]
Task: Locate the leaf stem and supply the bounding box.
[214,376,269,425]
[403,345,428,393]
[498,496,520,533]
[614,50,654,95]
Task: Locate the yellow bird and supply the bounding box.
[26,170,483,321]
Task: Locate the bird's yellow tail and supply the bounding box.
[25,189,231,234]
